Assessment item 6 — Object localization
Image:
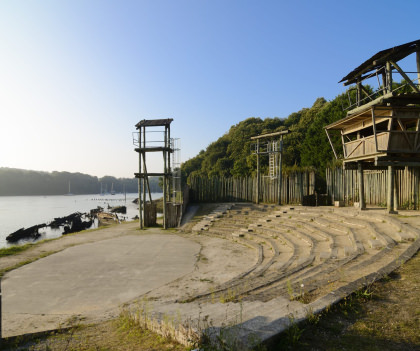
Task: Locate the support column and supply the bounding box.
[138,152,143,229]
[356,79,362,106]
[163,126,168,229]
[142,126,147,225]
[394,169,399,211]
[416,50,420,87]
[357,162,366,210]
[278,136,283,205]
[256,139,260,204]
[386,61,393,93]
[387,166,395,213]
[415,168,419,210]
[138,128,143,229]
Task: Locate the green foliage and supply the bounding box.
[182,93,351,180]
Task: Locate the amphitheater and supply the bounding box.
[129,203,420,348]
[2,203,419,349]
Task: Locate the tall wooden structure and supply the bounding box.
[134,118,173,229]
[325,39,420,213]
[251,130,290,204]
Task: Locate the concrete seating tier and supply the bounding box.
[141,204,420,349]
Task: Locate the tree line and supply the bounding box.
[0,168,162,196]
[181,91,359,181]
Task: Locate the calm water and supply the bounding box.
[0,193,162,248]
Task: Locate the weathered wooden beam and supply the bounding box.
[138,129,143,229]
[344,162,388,170]
[325,129,338,159]
[390,60,420,93]
[386,61,393,93]
[414,119,420,151]
[142,126,147,226]
[396,117,414,150]
[387,166,395,213]
[371,107,379,153]
[141,152,153,202]
[256,139,260,204]
[251,130,290,140]
[361,84,374,101]
[416,50,420,85]
[134,147,173,153]
[357,162,366,210]
[163,125,168,229]
[278,135,283,205]
[356,79,362,107]
[341,131,347,158]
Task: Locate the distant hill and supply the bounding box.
[0,168,162,196]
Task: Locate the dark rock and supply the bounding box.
[6,224,45,243]
[110,206,126,214]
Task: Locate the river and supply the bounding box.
[0,193,162,248]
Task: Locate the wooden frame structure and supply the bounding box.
[325,39,420,213]
[251,130,290,204]
[134,118,173,229]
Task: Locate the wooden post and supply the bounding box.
[357,162,366,210]
[142,126,147,225]
[167,125,171,204]
[394,169,399,211]
[278,136,283,205]
[256,139,260,204]
[138,129,143,229]
[356,79,362,106]
[386,61,393,93]
[163,126,168,229]
[387,166,395,213]
[415,168,419,210]
[138,152,143,229]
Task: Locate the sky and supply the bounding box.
[1,0,420,178]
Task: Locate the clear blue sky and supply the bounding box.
[1,0,419,178]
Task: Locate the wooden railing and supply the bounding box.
[344,132,389,159]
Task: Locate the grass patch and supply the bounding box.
[2,317,189,351]
[273,251,420,350]
[0,243,35,257]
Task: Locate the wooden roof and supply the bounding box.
[135,118,173,129]
[339,39,420,86]
[325,105,420,132]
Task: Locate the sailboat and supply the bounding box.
[66,181,74,196]
[111,183,116,195]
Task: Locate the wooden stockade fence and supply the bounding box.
[188,172,315,204]
[326,167,420,209]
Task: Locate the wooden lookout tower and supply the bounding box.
[251,130,290,205]
[325,39,420,212]
[133,118,177,229]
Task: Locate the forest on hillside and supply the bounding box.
[180,84,389,181]
[181,81,414,181]
[181,98,345,180]
[0,168,162,196]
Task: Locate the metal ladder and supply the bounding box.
[269,141,277,179]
